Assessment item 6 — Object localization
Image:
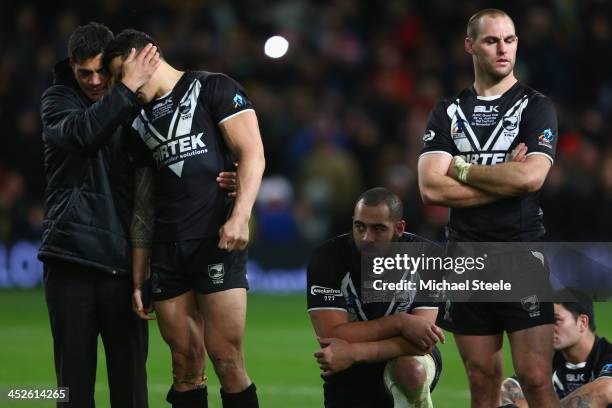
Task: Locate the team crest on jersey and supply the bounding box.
[538,128,554,149]
[208,263,225,284]
[502,115,519,131]
[179,99,191,115]
[233,93,245,108]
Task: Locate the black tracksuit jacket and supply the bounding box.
[39,59,142,275]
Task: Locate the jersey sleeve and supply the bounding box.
[520,95,558,164]
[204,73,255,125]
[307,245,347,312]
[596,357,612,378]
[126,120,155,169]
[419,100,454,159]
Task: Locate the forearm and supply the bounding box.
[131,167,155,246]
[352,336,430,363]
[41,83,141,152]
[420,173,500,208]
[132,247,150,288]
[229,149,265,222]
[465,162,532,196]
[324,313,407,343]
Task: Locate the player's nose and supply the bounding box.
[90,72,103,86]
[362,229,374,242]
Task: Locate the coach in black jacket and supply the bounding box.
[39,23,160,407]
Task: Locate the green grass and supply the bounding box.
[0,289,610,407]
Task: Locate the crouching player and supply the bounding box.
[501,301,612,408]
[307,188,444,408]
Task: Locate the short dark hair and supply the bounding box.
[467,8,515,39]
[356,187,403,222]
[68,22,114,63]
[103,29,162,69]
[557,301,596,332]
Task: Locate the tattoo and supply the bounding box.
[561,394,593,408]
[131,167,155,248]
[501,379,526,404]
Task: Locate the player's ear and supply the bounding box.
[395,220,406,236]
[578,314,589,333]
[465,37,474,55]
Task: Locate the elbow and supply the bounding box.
[520,173,546,193]
[419,185,443,206]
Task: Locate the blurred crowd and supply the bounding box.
[1,0,611,257]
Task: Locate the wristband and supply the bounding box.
[453,156,471,183]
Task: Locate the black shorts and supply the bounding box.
[439,301,554,335]
[150,238,248,301]
[323,346,442,408]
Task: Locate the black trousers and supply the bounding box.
[44,261,148,408]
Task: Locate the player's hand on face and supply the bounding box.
[218,216,249,251]
[314,337,355,377]
[400,314,444,352]
[510,142,528,162]
[217,162,239,197]
[132,288,156,320]
[121,43,162,93]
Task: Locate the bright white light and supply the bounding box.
[264,36,289,59]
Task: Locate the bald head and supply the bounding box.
[467,8,515,40]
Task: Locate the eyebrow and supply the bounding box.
[354,220,388,229]
[482,34,517,41]
[77,67,105,74]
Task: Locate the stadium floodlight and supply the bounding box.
[264,35,289,59]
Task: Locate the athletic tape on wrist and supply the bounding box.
[454,156,471,183]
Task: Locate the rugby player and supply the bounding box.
[308,187,444,408]
[501,301,612,408]
[104,30,264,408]
[417,8,560,407]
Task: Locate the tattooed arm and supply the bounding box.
[131,167,156,320]
[560,377,611,408]
[501,378,529,408]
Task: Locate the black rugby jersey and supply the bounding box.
[307,232,439,319]
[307,232,441,391]
[130,71,254,241]
[552,337,612,399]
[420,82,558,241]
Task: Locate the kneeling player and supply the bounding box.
[105,30,265,408]
[307,188,444,408]
[501,301,612,408]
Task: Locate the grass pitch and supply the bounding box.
[0,289,610,407]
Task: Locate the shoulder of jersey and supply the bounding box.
[399,232,440,247]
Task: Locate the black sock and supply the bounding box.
[166,386,208,408]
[220,383,258,408]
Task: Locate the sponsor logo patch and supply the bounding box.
[233,93,245,109]
[423,129,435,142]
[538,128,554,149]
[310,286,342,297]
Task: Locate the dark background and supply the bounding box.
[1,0,611,270]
